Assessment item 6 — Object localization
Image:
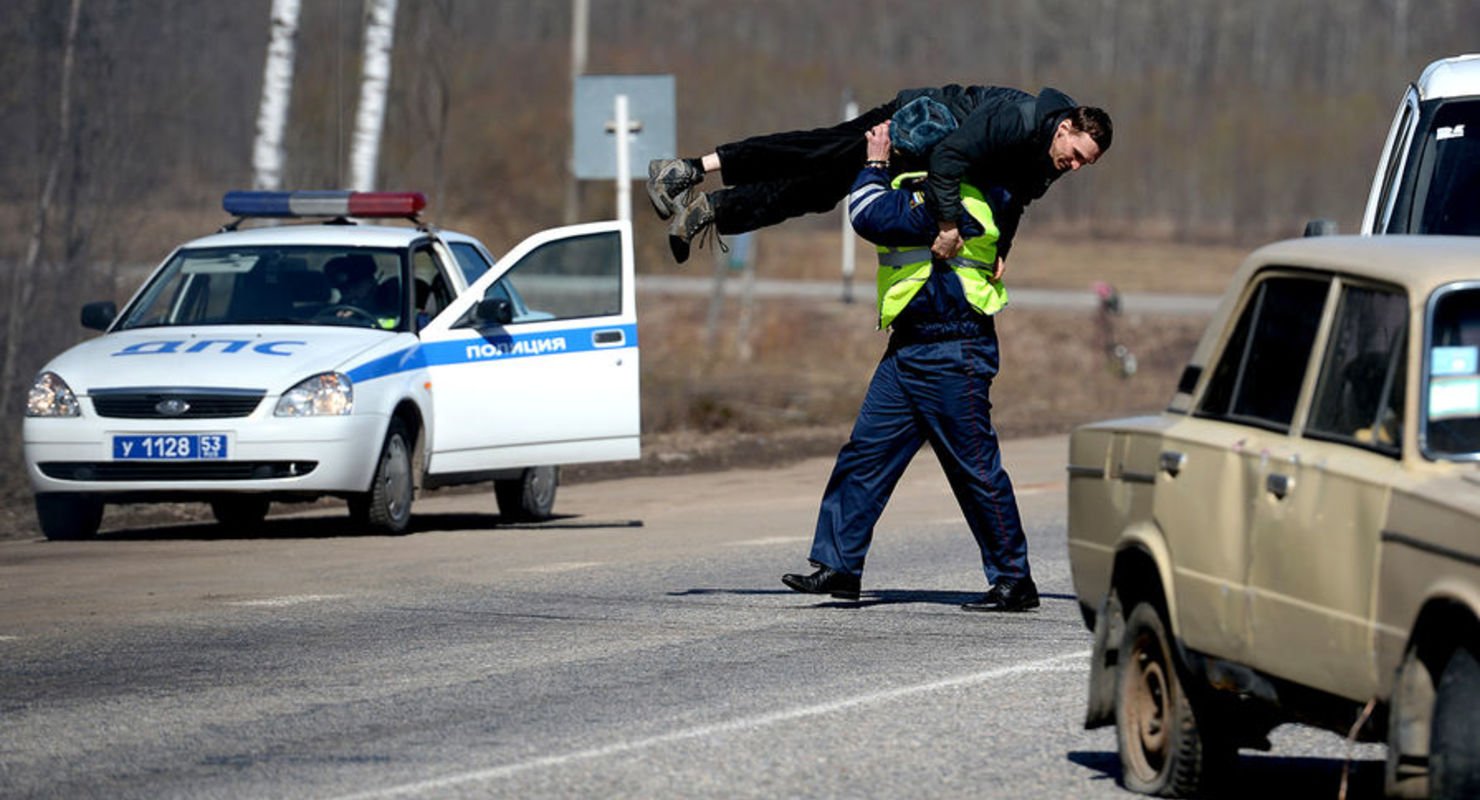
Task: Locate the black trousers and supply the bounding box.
[709,101,897,235]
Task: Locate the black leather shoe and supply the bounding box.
[961,577,1040,612]
[781,566,861,600]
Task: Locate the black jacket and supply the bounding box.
[893,85,1076,257]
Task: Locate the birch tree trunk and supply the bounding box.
[348,0,398,192]
[251,0,301,191]
[1,0,82,419]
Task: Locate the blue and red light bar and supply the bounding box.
[223,190,427,219]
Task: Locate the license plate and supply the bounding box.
[112,434,228,460]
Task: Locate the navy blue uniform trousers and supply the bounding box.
[808,332,1030,584]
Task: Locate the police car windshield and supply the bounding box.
[117,246,408,331]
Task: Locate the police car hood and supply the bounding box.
[46,326,396,394]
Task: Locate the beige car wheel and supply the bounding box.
[1115,601,1230,796]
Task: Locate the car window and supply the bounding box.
[449,241,491,283]
[479,231,621,323]
[1197,275,1330,431]
[1425,285,1480,458]
[1305,284,1407,456]
[412,245,455,329]
[1408,99,1480,236]
[118,246,406,331]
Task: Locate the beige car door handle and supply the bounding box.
[1159,450,1186,477]
[1267,472,1293,499]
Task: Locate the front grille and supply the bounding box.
[39,461,317,481]
[91,388,266,419]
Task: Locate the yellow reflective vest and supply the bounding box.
[875,172,1008,330]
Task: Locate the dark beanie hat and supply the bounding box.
[889,96,958,156]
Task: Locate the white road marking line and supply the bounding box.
[0,635,19,642]
[515,561,603,573]
[329,649,1091,800]
[224,594,345,608]
[724,535,811,547]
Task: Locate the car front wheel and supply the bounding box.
[1115,601,1232,796]
[1432,644,1480,799]
[35,493,104,541]
[349,418,414,534]
[495,466,558,521]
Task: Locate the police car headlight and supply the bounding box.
[275,372,353,416]
[26,372,80,417]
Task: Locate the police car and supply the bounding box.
[22,191,640,539]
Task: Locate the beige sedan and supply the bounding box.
[1068,235,1480,798]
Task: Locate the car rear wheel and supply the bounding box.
[1432,644,1480,799]
[495,466,558,521]
[34,493,104,541]
[210,496,271,530]
[1116,601,1231,796]
[349,418,414,534]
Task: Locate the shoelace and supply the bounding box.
[692,220,729,256]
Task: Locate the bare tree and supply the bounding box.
[1,0,81,420]
[349,0,399,191]
[252,0,302,191]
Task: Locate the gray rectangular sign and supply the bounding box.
[574,75,676,180]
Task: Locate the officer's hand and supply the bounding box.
[931,227,964,259]
[993,256,1007,281]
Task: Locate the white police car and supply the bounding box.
[23,191,640,539]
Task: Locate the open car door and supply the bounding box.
[418,221,638,475]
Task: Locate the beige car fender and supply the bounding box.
[1084,520,1179,729]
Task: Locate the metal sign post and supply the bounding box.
[606,94,639,223]
[840,97,859,303]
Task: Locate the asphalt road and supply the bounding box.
[1,435,1385,799]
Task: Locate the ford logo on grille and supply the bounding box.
[155,398,191,417]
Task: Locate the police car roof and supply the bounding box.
[180,222,477,251]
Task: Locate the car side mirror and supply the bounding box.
[1303,218,1339,237]
[80,301,117,331]
[476,297,514,326]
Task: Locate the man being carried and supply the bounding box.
[648,85,1111,263]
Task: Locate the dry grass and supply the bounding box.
[634,229,1228,446]
[707,227,1251,293]
[636,293,1205,447]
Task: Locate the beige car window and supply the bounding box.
[1426,287,1480,457]
[1197,275,1329,430]
[1306,285,1407,455]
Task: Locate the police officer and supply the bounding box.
[781,121,1039,612]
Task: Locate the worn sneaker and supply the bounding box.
[647,158,703,220]
[667,191,718,264]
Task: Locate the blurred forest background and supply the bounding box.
[0,0,1476,524]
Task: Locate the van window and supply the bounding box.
[1408,100,1480,236]
[1198,275,1330,431]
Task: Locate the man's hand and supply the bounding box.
[932,223,964,259]
[993,256,1007,281]
[865,122,891,163]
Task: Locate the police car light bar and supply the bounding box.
[222,190,427,219]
